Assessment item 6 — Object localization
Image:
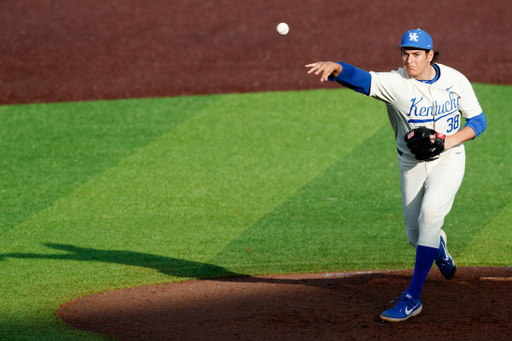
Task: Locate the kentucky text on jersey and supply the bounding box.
[407,92,459,123]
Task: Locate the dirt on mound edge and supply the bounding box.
[58,266,512,341]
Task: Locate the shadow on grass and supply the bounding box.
[1,243,243,279]
[1,244,414,293]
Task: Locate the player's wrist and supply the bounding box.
[331,62,343,78]
[444,128,475,150]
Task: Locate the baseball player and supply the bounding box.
[306,29,487,322]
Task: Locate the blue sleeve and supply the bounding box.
[328,62,371,95]
[465,113,487,138]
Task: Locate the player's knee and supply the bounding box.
[420,210,437,228]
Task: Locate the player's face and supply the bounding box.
[401,49,434,80]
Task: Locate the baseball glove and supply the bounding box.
[404,127,446,160]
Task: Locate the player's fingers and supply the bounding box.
[320,69,333,82]
[305,62,321,74]
[313,63,330,76]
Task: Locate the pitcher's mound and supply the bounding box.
[58,266,512,340]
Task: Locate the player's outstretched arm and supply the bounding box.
[305,61,343,82]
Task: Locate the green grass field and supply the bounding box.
[1,85,511,340]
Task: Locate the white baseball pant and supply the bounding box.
[398,144,466,249]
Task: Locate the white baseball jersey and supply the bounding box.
[369,63,483,159]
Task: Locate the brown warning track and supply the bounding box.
[58,267,512,341]
[4,0,512,340]
[1,0,511,105]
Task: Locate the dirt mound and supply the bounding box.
[58,267,512,340]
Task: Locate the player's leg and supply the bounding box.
[382,149,465,322]
[417,146,465,279]
[381,156,427,322]
[405,148,465,294]
[417,146,465,248]
[398,154,427,248]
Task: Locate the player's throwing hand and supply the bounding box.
[305,61,343,82]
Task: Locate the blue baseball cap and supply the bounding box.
[398,29,433,50]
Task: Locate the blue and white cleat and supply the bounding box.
[380,292,422,322]
[435,230,456,280]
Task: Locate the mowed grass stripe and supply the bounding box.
[0,89,387,339]
[3,90,387,264]
[458,201,512,266]
[0,95,216,238]
[212,124,407,275]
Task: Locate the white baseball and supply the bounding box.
[276,22,289,36]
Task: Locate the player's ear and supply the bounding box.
[426,50,434,63]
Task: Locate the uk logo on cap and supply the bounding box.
[398,29,433,50]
